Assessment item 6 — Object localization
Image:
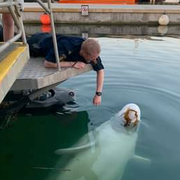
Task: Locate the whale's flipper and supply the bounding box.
[54,140,95,155]
[55,131,97,155]
[133,155,151,165]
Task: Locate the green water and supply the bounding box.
[1,35,180,180]
[0,111,90,180]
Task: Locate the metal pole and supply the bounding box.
[36,0,61,71]
[47,0,61,71]
[0,0,27,53]
[14,5,27,44]
[36,0,50,13]
[0,1,16,8]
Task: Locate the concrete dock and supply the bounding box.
[22,3,180,25]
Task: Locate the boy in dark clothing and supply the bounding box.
[27,32,105,106]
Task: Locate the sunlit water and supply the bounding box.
[1,36,180,180]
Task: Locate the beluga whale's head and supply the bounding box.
[112,103,141,132]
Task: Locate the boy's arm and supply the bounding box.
[93,69,104,105]
[44,60,86,68]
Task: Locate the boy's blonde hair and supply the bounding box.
[81,39,101,56]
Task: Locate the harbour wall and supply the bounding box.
[22,3,180,25]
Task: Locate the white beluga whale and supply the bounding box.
[47,103,150,180]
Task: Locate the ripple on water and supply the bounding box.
[3,36,179,180]
[102,83,180,168]
[62,95,116,129]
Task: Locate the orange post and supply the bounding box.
[40,13,51,25]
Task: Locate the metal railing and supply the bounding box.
[36,0,61,71]
[0,0,26,53]
[0,0,61,71]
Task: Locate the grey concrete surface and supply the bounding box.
[21,3,180,25]
[11,57,92,90]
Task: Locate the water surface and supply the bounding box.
[0,35,180,180]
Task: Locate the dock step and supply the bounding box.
[11,57,92,91]
[0,44,29,103]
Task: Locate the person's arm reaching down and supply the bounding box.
[93,69,104,106]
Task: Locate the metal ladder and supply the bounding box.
[0,0,62,114]
[0,0,60,70]
[0,0,61,96]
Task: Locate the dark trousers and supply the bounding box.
[27,32,51,57]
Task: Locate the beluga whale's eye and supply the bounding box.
[69,92,75,97]
[124,109,138,127]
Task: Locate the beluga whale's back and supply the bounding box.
[48,103,149,180]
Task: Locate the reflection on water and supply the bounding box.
[24,24,180,38]
[1,35,180,180]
